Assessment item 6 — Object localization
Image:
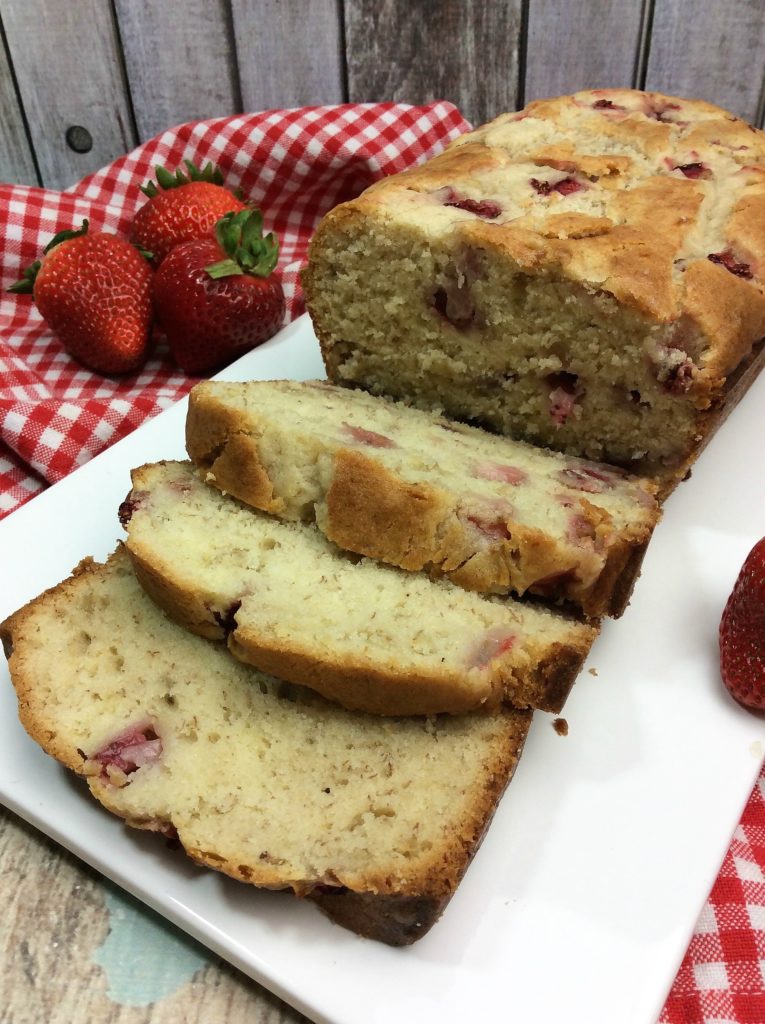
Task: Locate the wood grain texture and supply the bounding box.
[345,0,523,125]
[1,0,136,189]
[644,0,765,123]
[114,0,240,142]
[0,26,38,186]
[0,808,308,1023]
[231,0,345,112]
[524,0,648,103]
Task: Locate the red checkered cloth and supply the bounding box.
[0,103,763,1022]
[0,102,467,514]
[661,773,765,1023]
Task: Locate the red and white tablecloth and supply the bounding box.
[0,102,763,1022]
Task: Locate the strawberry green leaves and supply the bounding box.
[206,210,279,280]
[139,160,225,199]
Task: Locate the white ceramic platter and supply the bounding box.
[2,314,764,1024]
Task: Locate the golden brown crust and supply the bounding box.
[304,88,765,482]
[323,447,450,571]
[653,335,765,499]
[2,549,533,946]
[682,259,765,381]
[186,387,284,514]
[131,537,590,716]
[123,462,598,716]
[185,381,659,619]
[1,557,109,773]
[127,545,222,640]
[582,537,650,619]
[521,640,592,713]
[227,627,500,716]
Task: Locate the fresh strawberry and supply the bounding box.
[131,161,247,264]
[9,220,152,374]
[153,208,285,374]
[719,537,765,712]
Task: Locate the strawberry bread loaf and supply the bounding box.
[120,461,597,716]
[186,379,659,617]
[303,88,765,491]
[0,548,532,945]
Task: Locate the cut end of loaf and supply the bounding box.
[305,216,703,478]
[303,88,765,486]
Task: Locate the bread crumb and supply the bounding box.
[552,717,568,736]
[588,667,598,676]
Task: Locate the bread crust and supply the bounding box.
[323,447,650,618]
[186,381,658,618]
[128,540,589,716]
[0,557,108,772]
[303,88,765,484]
[1,548,532,946]
[308,708,520,945]
[123,461,598,715]
[186,394,284,515]
[653,335,765,499]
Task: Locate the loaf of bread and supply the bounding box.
[121,460,597,715]
[303,88,765,491]
[0,547,532,945]
[186,379,659,617]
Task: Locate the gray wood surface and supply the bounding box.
[4,0,765,187]
[1,0,137,190]
[644,0,765,124]
[0,807,308,1024]
[232,0,345,112]
[344,0,524,126]
[114,0,240,142]
[0,29,37,186]
[524,0,649,103]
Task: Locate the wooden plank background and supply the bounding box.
[0,807,310,1024]
[2,0,765,189]
[2,2,765,1021]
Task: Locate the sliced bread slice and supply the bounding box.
[121,461,598,715]
[186,379,659,617]
[0,547,531,945]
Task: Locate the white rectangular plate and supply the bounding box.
[2,314,764,1024]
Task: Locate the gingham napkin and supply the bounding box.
[0,102,467,516]
[0,103,763,1023]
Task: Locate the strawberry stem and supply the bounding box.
[43,219,89,253]
[139,159,226,198]
[205,209,279,280]
[205,258,242,280]
[8,261,40,294]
